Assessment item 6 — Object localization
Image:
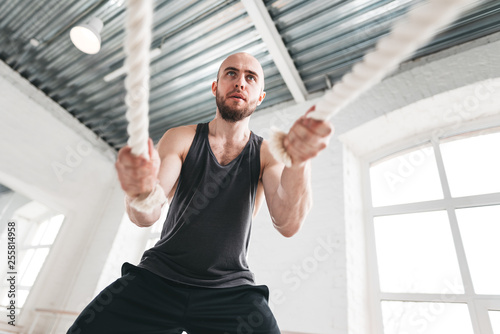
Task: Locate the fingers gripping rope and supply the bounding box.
[269,0,480,167]
[124,0,166,213]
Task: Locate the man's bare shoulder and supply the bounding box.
[157,124,198,159]
[259,139,278,163]
[165,124,197,137]
[259,138,271,158]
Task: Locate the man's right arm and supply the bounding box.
[116,126,195,227]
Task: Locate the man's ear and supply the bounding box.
[257,91,266,106]
[211,81,217,97]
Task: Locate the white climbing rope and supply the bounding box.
[124,0,166,213]
[269,0,480,167]
[124,0,153,158]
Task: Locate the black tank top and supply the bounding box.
[138,122,263,288]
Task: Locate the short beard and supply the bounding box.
[216,90,257,123]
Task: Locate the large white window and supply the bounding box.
[365,126,500,333]
[0,201,64,311]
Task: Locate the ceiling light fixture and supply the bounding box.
[70,17,104,54]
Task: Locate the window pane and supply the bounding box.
[19,249,35,279]
[381,301,473,334]
[31,220,49,245]
[20,248,49,286]
[456,205,500,294]
[18,289,29,308]
[370,145,443,207]
[490,311,500,334]
[374,211,463,293]
[40,214,63,245]
[440,132,500,197]
[0,287,8,306]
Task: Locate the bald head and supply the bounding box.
[217,52,265,91]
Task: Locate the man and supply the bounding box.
[68,52,332,333]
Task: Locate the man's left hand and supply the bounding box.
[283,106,334,167]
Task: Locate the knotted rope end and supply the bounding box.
[269,127,292,168]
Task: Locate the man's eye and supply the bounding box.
[247,75,256,82]
[227,71,235,76]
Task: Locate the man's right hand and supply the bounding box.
[115,138,161,199]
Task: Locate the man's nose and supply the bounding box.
[235,75,245,89]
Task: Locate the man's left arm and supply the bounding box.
[261,106,333,237]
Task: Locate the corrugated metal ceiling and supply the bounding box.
[1,0,498,150]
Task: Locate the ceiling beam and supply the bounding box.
[241,0,307,103]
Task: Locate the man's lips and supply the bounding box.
[228,92,246,101]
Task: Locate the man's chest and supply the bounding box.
[209,141,247,166]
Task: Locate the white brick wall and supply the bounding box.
[250,105,347,334]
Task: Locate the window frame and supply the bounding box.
[362,118,500,334]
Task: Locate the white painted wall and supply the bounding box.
[0,30,499,333]
[250,101,347,334]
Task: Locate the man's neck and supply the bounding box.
[208,115,251,144]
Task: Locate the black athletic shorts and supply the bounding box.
[67,263,281,334]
